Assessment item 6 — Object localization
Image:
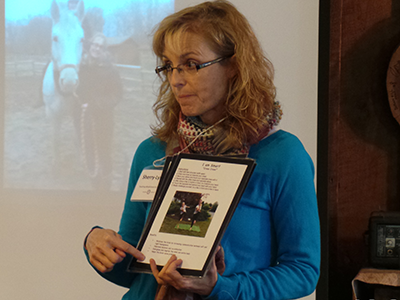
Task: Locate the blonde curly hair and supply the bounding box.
[152,0,278,153]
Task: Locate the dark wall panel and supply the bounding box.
[327,0,400,298]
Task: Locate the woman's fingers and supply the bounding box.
[150,249,221,295]
[114,248,127,258]
[150,258,158,274]
[113,238,145,261]
[157,255,177,276]
[150,256,178,298]
[89,248,119,273]
[150,258,162,283]
[215,245,225,275]
[86,228,145,273]
[89,256,110,273]
[152,255,183,286]
[157,256,187,291]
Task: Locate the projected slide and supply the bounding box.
[4,0,174,191]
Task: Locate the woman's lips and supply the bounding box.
[178,94,193,98]
[177,94,196,103]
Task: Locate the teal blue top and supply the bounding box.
[85,130,320,299]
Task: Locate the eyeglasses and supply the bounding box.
[155,55,232,80]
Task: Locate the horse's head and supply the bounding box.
[50,0,85,95]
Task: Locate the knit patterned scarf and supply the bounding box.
[177,101,282,155]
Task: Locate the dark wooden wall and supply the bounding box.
[320,0,400,298]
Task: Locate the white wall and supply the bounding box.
[0,1,319,299]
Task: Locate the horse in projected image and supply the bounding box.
[42,0,85,170]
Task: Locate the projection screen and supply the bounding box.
[3,0,174,196]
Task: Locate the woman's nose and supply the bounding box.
[169,69,186,87]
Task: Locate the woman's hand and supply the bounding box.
[150,246,224,297]
[85,228,145,273]
[214,245,225,276]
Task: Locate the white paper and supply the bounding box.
[131,169,162,202]
[140,157,248,271]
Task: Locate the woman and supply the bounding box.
[84,1,320,299]
[76,33,123,190]
[189,200,202,231]
[176,201,188,229]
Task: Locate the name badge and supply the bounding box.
[131,169,162,202]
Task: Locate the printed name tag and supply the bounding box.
[130,169,162,202]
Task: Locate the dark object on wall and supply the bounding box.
[370,211,400,268]
[387,46,400,126]
[375,285,400,300]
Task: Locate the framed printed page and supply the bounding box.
[128,153,255,277]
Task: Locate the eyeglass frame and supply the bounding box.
[155,55,233,78]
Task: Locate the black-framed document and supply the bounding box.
[128,153,255,277]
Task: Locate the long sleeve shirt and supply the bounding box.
[85,130,320,300]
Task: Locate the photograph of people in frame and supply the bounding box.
[159,191,218,238]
